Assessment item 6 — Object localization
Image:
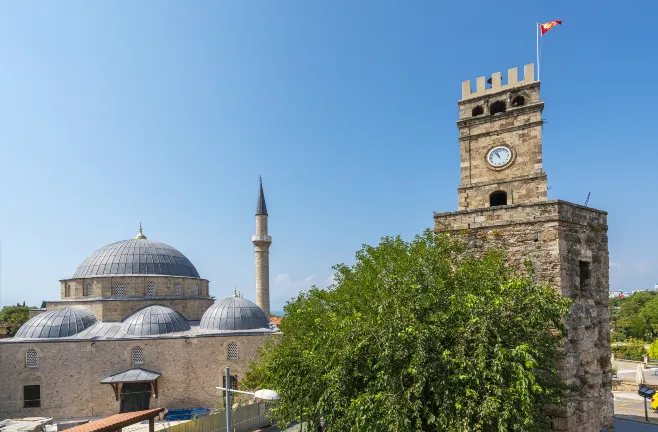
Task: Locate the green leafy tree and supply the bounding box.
[244,231,571,432]
[648,340,658,360]
[0,305,30,336]
[612,292,658,341]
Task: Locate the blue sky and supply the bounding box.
[1,1,656,310]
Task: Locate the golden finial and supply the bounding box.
[135,223,147,240]
[233,287,238,297]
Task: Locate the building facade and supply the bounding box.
[434,64,613,431]
[0,182,276,420]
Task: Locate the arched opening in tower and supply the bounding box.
[472,105,484,116]
[489,191,507,207]
[490,100,506,115]
[511,95,525,107]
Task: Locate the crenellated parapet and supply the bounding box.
[461,64,535,101]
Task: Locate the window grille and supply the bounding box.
[87,283,92,297]
[115,283,124,297]
[23,385,40,408]
[227,342,238,360]
[132,346,144,365]
[222,375,238,390]
[175,283,181,296]
[26,349,38,368]
[146,282,155,296]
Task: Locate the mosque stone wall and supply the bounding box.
[60,276,209,300]
[434,200,612,431]
[0,334,271,419]
[46,297,215,322]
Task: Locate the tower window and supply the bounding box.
[490,100,506,115]
[579,261,591,296]
[511,95,525,107]
[489,191,507,207]
[222,374,238,390]
[471,105,484,117]
[26,349,38,368]
[195,284,199,296]
[23,385,40,408]
[175,283,181,296]
[64,285,71,297]
[227,342,238,360]
[132,346,144,365]
[146,282,155,296]
[86,283,92,297]
[115,283,124,297]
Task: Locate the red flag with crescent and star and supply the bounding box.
[540,20,562,35]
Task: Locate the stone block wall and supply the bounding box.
[46,298,215,322]
[60,276,209,300]
[434,200,613,431]
[0,334,271,419]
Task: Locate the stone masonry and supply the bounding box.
[434,64,613,431]
[0,333,269,419]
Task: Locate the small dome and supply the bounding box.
[72,237,200,279]
[200,297,269,331]
[120,305,190,336]
[15,306,98,339]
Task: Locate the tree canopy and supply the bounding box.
[0,305,31,336]
[610,291,658,342]
[244,231,571,432]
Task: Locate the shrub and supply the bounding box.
[612,338,646,359]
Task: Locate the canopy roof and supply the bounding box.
[65,408,164,432]
[100,368,161,384]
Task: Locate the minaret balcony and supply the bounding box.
[252,235,272,244]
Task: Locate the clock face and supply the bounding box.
[487,146,512,167]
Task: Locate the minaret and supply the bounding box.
[252,177,272,315]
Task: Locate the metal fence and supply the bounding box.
[162,403,271,432]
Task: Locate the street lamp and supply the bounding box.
[216,367,280,432]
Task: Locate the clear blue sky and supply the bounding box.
[1,1,656,310]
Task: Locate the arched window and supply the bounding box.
[146,282,155,296]
[175,283,181,296]
[195,284,199,296]
[490,100,506,115]
[511,95,525,107]
[115,283,124,297]
[26,349,38,368]
[227,342,238,360]
[86,283,93,297]
[471,105,484,116]
[132,346,144,365]
[489,191,508,207]
[64,285,71,297]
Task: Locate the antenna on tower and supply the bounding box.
[585,192,591,207]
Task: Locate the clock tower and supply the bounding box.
[456,64,547,210]
[434,64,613,431]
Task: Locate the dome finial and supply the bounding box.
[233,287,238,297]
[135,223,147,240]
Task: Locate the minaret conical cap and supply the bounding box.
[256,176,268,216]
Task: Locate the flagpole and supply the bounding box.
[536,22,540,81]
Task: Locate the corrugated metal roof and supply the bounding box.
[65,408,164,432]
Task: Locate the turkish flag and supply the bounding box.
[540,20,563,35]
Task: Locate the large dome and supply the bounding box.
[73,234,200,279]
[200,297,269,331]
[15,306,98,339]
[120,305,191,336]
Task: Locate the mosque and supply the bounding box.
[0,181,276,419]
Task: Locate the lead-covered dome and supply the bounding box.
[200,297,269,331]
[120,305,191,336]
[15,306,98,339]
[72,228,200,278]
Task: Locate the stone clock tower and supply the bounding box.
[434,64,613,432]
